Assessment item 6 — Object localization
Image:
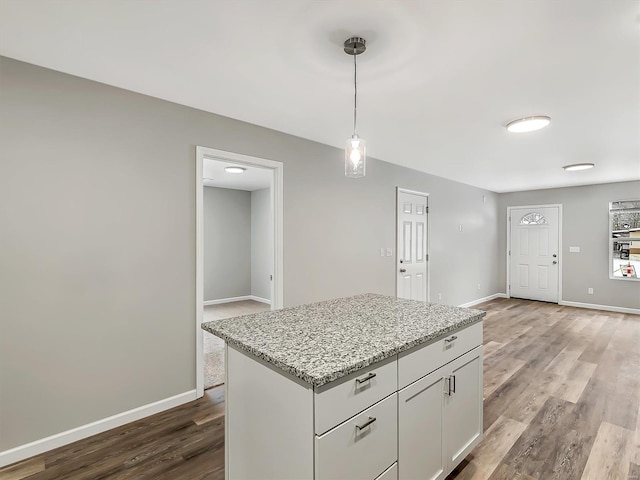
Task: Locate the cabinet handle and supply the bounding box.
[355,372,377,384]
[451,375,456,394]
[444,335,458,343]
[444,377,451,396]
[355,416,377,430]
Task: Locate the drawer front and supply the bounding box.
[375,462,398,480]
[398,321,482,389]
[315,356,397,434]
[315,393,397,480]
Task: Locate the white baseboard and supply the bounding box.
[250,295,271,305]
[458,293,508,308]
[204,295,251,305]
[0,389,197,468]
[204,295,271,306]
[558,300,640,316]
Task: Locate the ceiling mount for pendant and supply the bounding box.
[344,37,366,56]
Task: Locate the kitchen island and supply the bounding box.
[202,293,485,480]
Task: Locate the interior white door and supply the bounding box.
[509,206,559,302]
[397,190,428,301]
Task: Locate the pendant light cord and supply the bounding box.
[353,51,358,136]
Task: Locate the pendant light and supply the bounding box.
[344,37,367,178]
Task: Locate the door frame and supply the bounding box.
[506,204,563,303]
[195,146,284,397]
[396,187,430,302]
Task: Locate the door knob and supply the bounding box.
[400,269,406,273]
[553,261,557,265]
[553,254,557,258]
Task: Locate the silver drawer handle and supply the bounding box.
[356,372,377,384]
[356,416,377,430]
[444,335,458,343]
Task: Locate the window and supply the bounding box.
[519,212,548,225]
[610,199,640,280]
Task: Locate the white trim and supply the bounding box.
[196,149,204,398]
[458,293,509,308]
[250,295,271,305]
[196,146,284,399]
[0,390,197,468]
[204,295,252,306]
[396,187,431,302]
[203,295,271,306]
[559,300,640,316]
[506,204,563,303]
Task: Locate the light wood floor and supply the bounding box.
[2,298,639,479]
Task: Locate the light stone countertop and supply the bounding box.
[201,293,485,387]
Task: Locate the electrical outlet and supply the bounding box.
[380,248,385,257]
[386,248,393,257]
[588,288,594,294]
[477,283,481,291]
[438,293,442,301]
[459,224,463,232]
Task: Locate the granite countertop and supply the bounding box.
[201,293,485,387]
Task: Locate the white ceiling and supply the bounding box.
[203,158,271,191]
[1,0,638,192]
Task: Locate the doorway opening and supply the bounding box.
[507,204,562,303]
[195,146,283,397]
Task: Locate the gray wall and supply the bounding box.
[498,181,640,309]
[251,188,272,301]
[0,56,500,451]
[203,186,251,301]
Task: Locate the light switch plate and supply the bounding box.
[569,246,580,253]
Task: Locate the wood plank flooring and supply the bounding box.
[2,298,639,479]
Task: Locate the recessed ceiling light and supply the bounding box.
[563,163,595,171]
[506,116,551,133]
[225,166,246,174]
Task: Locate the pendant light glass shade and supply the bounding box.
[345,135,366,177]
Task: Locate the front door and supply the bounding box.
[396,189,428,301]
[509,205,560,302]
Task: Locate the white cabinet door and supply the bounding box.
[444,346,483,469]
[398,368,446,480]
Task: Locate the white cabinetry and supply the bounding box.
[445,347,483,469]
[224,321,482,480]
[315,393,397,480]
[398,332,483,480]
[398,368,446,479]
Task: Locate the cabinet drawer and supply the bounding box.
[375,462,397,480]
[315,356,397,434]
[398,321,482,389]
[315,393,397,480]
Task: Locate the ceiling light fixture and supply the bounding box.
[506,115,551,133]
[563,163,595,171]
[344,36,367,178]
[225,166,246,174]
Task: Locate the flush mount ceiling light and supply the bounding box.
[563,163,595,171]
[225,166,246,174]
[344,36,367,178]
[506,115,551,133]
